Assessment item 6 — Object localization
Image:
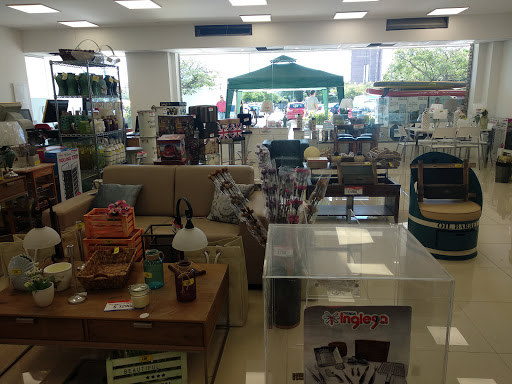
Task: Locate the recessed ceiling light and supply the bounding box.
[7,4,59,13]
[334,11,367,19]
[230,0,267,5]
[58,21,99,28]
[115,0,161,9]
[428,7,468,16]
[343,0,379,2]
[240,14,271,22]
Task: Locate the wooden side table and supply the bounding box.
[13,163,58,210]
[0,175,28,234]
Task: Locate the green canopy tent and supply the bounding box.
[226,55,344,117]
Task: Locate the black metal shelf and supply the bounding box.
[50,60,119,69]
[60,130,124,138]
[56,95,121,100]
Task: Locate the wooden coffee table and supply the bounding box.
[0,263,229,384]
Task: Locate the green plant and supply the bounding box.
[24,264,54,292]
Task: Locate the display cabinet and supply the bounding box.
[264,224,454,384]
[49,60,125,185]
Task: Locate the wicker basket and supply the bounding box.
[77,248,136,290]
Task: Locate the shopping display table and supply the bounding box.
[0,262,229,384]
[307,177,401,223]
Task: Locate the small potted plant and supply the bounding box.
[24,264,55,307]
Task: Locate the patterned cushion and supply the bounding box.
[207,184,254,224]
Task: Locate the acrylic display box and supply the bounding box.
[264,224,454,384]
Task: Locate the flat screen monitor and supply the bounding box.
[43,100,69,123]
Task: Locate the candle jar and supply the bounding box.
[174,260,196,302]
[129,283,150,309]
[144,249,164,290]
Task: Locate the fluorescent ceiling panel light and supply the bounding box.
[343,0,378,2]
[240,14,271,22]
[428,7,468,16]
[458,380,497,384]
[58,20,99,28]
[230,0,267,5]
[334,11,367,19]
[7,4,59,13]
[427,326,469,346]
[115,0,161,9]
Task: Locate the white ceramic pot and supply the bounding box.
[32,283,55,307]
[44,262,72,292]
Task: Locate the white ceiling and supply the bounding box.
[1,0,512,30]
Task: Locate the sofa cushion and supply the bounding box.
[90,183,142,209]
[134,216,174,234]
[192,217,240,242]
[103,165,176,216]
[207,184,254,224]
[174,165,254,217]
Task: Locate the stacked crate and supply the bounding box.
[83,208,143,261]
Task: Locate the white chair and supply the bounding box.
[425,126,457,154]
[396,125,416,159]
[456,126,482,169]
[418,126,456,153]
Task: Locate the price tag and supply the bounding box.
[62,73,68,80]
[139,355,153,363]
[92,75,99,82]
[388,162,393,167]
[11,269,22,275]
[364,162,372,165]
[144,272,152,278]
[75,222,85,229]
[33,159,41,166]
[208,107,213,112]
[114,78,119,83]
[182,278,195,287]
[109,77,114,83]
[104,300,133,312]
[454,164,463,168]
[344,186,363,195]
[113,247,119,254]
[210,133,215,138]
[273,246,294,258]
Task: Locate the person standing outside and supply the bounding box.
[306,90,319,117]
[216,95,226,119]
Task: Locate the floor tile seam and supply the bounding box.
[457,303,509,356]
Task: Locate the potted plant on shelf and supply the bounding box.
[24,264,55,307]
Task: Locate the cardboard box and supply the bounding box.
[157,134,185,161]
[307,157,329,169]
[44,148,82,201]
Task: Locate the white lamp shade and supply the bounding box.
[0,121,26,146]
[23,227,61,249]
[340,98,354,109]
[172,227,208,252]
[261,100,273,113]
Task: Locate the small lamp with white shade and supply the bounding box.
[0,121,26,177]
[172,197,208,253]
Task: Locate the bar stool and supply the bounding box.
[336,134,356,154]
[356,133,374,155]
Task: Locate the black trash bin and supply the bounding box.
[495,162,512,183]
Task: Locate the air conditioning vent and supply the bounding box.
[195,24,252,37]
[367,43,396,47]
[386,17,449,31]
[256,47,284,51]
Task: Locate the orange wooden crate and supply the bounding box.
[84,208,136,239]
[83,228,143,261]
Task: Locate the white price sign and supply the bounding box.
[344,187,363,195]
[273,246,294,258]
[104,300,134,312]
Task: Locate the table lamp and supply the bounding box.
[172,197,208,253]
[0,121,26,177]
[23,197,62,261]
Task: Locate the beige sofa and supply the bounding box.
[45,164,266,286]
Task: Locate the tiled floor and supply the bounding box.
[1,146,512,383]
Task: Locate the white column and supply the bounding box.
[125,52,182,129]
[468,42,504,117]
[0,27,30,102]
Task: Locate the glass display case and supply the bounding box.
[264,224,454,384]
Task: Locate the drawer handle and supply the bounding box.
[15,318,35,324]
[133,322,152,329]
